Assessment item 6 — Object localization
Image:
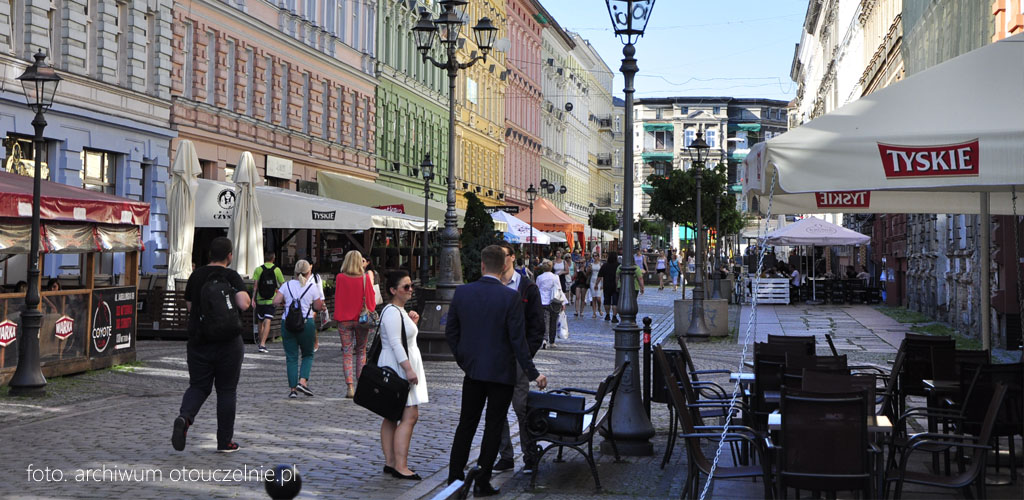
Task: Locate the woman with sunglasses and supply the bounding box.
[376,270,428,481]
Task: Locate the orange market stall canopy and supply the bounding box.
[516,198,585,250]
[0,170,148,386]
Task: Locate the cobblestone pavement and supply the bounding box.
[1,288,1021,499]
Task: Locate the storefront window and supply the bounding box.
[81,149,116,193]
[4,135,49,180]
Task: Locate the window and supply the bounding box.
[352,0,359,50]
[115,2,128,85]
[206,31,216,104]
[466,77,478,104]
[321,82,329,138]
[224,164,235,182]
[81,149,116,194]
[226,40,236,111]
[145,11,155,92]
[280,62,290,127]
[86,0,97,75]
[654,131,669,150]
[655,108,663,119]
[301,72,310,134]
[245,48,255,116]
[679,106,687,115]
[264,56,274,121]
[336,0,346,43]
[9,0,23,57]
[183,21,194,98]
[48,0,62,69]
[684,129,695,147]
[350,90,357,146]
[706,129,717,148]
[336,87,344,143]
[713,106,720,115]
[362,96,370,149]
[4,135,49,180]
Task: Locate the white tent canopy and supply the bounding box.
[491,210,549,245]
[543,231,567,244]
[195,179,437,231]
[761,217,870,247]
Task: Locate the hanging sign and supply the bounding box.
[374,204,406,214]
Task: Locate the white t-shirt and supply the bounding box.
[280,279,325,321]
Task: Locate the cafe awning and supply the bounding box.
[195,179,436,231]
[728,123,762,132]
[0,170,149,225]
[641,152,674,162]
[317,170,467,226]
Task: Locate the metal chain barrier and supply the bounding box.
[698,170,777,500]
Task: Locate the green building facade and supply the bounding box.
[376,0,450,201]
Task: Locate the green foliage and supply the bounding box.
[460,192,500,282]
[646,163,745,238]
[591,210,619,231]
[875,306,933,324]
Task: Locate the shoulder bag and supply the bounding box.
[357,273,380,328]
[354,305,410,422]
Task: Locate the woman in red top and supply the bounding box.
[334,250,376,397]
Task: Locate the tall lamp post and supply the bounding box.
[711,190,722,299]
[526,184,538,260]
[603,0,656,456]
[413,0,498,299]
[9,50,61,396]
[419,155,434,285]
[588,202,595,254]
[684,131,711,337]
[412,1,497,357]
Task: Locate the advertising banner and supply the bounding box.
[90,287,137,357]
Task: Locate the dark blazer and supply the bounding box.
[446,276,540,385]
[516,275,545,357]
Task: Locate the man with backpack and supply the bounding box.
[172,236,251,453]
[252,251,285,353]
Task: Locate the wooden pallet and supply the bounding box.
[752,278,790,304]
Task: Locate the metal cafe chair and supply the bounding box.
[654,345,772,500]
[885,384,1009,499]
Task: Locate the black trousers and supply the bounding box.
[178,335,244,448]
[448,376,515,484]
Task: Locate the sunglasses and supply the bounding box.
[399,284,414,291]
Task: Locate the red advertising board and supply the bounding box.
[374,204,406,214]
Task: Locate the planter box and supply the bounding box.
[673,298,730,337]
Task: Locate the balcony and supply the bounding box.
[596,194,612,207]
[596,153,613,168]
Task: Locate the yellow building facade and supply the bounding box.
[454,0,508,209]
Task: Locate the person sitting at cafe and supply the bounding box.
[845,265,857,279]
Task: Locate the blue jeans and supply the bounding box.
[282,319,316,388]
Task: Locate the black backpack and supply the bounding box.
[256,264,278,300]
[284,282,312,333]
[198,271,245,341]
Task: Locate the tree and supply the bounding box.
[591,210,619,231]
[646,164,745,244]
[460,192,500,282]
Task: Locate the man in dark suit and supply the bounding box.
[446,245,548,496]
[494,241,545,474]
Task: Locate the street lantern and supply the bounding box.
[420,154,435,285]
[588,202,596,253]
[603,0,656,456]
[527,184,538,261]
[9,49,62,396]
[412,0,501,356]
[684,130,711,337]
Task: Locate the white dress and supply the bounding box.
[376,305,428,406]
[589,262,602,296]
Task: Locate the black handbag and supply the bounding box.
[354,305,410,422]
[526,390,586,436]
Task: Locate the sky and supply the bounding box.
[538,0,810,101]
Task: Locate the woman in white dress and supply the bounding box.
[376,270,428,481]
[589,254,603,318]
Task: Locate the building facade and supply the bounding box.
[171,0,378,186]
[537,14,573,211]
[0,0,176,278]
[573,33,615,218]
[503,0,543,209]
[375,0,448,202]
[453,0,507,209]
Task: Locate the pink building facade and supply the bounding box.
[503,0,544,208]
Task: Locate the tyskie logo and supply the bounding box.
[815,191,871,208]
[312,210,336,221]
[878,140,979,178]
[55,315,75,341]
[0,319,17,347]
[92,301,112,353]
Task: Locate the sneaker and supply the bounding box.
[258,345,268,353]
[288,390,298,399]
[541,341,547,350]
[296,383,314,397]
[216,442,240,453]
[492,458,515,472]
[612,315,619,323]
[522,460,536,475]
[171,416,189,451]
[313,343,320,353]
[604,313,610,321]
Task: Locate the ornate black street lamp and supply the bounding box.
[603,0,656,456]
[9,50,61,396]
[413,0,498,299]
[526,183,537,260]
[588,202,596,253]
[685,131,711,337]
[420,154,434,285]
[712,190,722,299]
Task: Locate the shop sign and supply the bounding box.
[266,155,294,179]
[311,210,336,221]
[815,191,871,208]
[483,206,521,214]
[91,287,136,356]
[0,319,16,347]
[374,204,405,214]
[878,140,979,178]
[55,315,74,341]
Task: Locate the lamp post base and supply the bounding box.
[600,436,654,456]
[415,285,456,361]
